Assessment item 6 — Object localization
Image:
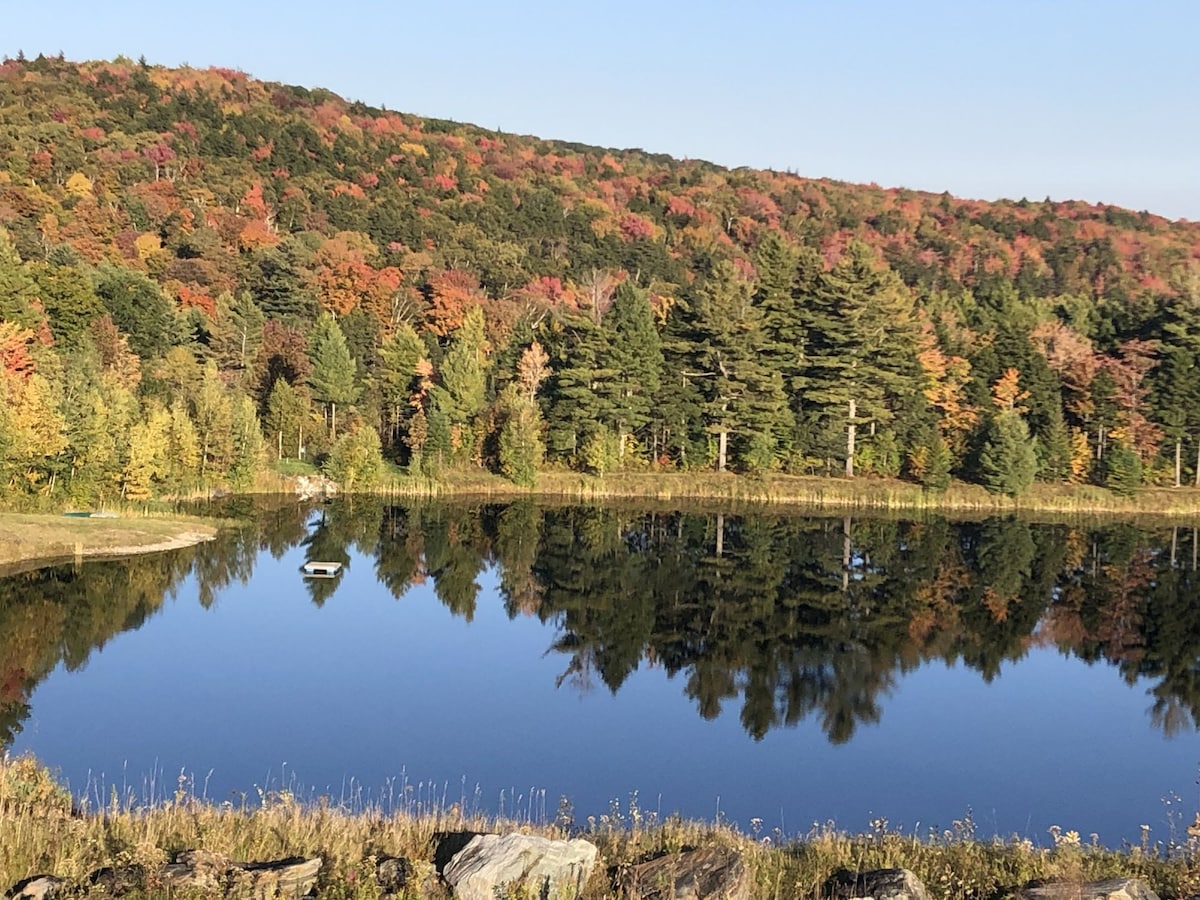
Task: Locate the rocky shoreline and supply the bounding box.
[7,833,1170,900]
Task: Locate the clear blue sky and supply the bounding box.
[8,1,1199,220]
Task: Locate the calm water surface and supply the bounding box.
[3,500,1199,846]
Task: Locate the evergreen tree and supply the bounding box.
[1150,270,1200,484]
[978,411,1038,495]
[541,314,616,462]
[922,431,953,491]
[497,383,545,486]
[430,306,488,425]
[754,234,814,456]
[376,322,425,457]
[604,282,664,460]
[1100,440,1142,496]
[94,266,174,361]
[1037,403,1073,482]
[30,261,106,348]
[0,229,43,330]
[307,312,359,441]
[210,291,265,374]
[684,261,790,471]
[795,242,921,476]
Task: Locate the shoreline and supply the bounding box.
[0,513,220,574]
[1,756,1195,899]
[5,471,1200,573]
[363,470,1200,522]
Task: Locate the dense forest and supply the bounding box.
[4,500,1200,746]
[2,54,1200,501]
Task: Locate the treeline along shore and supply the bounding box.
[2,57,1200,512]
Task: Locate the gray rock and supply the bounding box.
[231,856,323,899]
[160,848,229,891]
[435,831,490,874]
[1019,878,1160,900]
[88,865,147,895]
[7,875,67,900]
[621,845,752,899]
[825,868,930,900]
[158,849,321,899]
[443,833,598,900]
[376,856,413,892]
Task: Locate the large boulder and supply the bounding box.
[442,833,598,900]
[621,845,752,899]
[825,868,931,900]
[1019,878,1160,900]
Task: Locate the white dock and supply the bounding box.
[302,560,343,577]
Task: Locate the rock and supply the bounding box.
[377,856,439,898]
[825,868,931,900]
[442,833,599,900]
[154,849,320,899]
[1019,878,1160,900]
[434,831,491,874]
[295,474,338,501]
[88,865,147,895]
[236,856,322,898]
[6,875,67,900]
[376,856,413,892]
[621,845,752,899]
[160,849,229,891]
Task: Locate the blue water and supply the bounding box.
[10,534,1199,847]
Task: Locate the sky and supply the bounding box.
[7,1,1199,220]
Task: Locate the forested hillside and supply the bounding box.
[2,54,1199,501]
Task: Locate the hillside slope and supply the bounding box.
[1,54,1199,498]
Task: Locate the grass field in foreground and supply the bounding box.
[1,756,1199,899]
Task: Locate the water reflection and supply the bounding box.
[3,500,1200,750]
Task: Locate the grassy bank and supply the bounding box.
[0,512,219,572]
[2,757,1198,899]
[364,469,1200,522]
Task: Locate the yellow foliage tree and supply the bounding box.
[1068,428,1092,484]
[65,172,93,197]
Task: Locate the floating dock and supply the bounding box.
[302,560,343,578]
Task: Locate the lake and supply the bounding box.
[3,499,1199,848]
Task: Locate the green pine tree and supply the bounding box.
[978,411,1038,496]
[1100,441,1142,496]
[307,312,359,441]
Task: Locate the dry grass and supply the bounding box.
[3,758,1199,899]
[371,470,1200,521]
[0,513,220,572]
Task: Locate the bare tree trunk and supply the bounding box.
[278,430,283,461]
[330,402,337,442]
[1176,440,1183,488]
[842,516,852,592]
[717,429,728,472]
[845,398,857,478]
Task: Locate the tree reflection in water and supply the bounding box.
[3,498,1199,748]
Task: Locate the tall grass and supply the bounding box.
[3,757,1200,899]
[370,470,1200,521]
